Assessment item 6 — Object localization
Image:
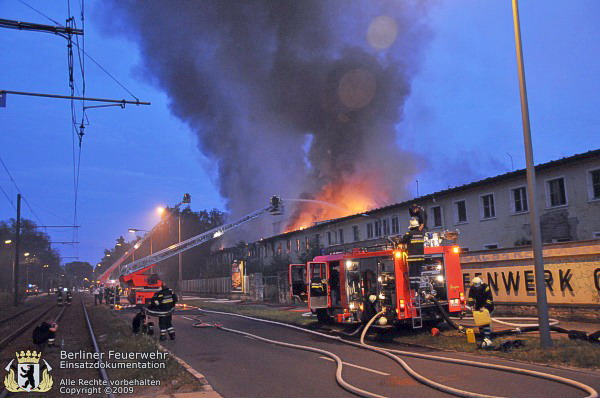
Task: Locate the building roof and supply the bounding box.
[259,149,600,242]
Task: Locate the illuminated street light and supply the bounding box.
[24,252,30,257]
[129,228,148,233]
[4,239,11,244]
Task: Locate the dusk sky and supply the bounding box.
[1,1,599,266]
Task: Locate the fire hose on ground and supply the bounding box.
[196,308,598,398]
[427,295,600,343]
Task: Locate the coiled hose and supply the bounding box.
[198,309,598,398]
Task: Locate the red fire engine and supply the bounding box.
[120,265,162,305]
[290,242,465,329]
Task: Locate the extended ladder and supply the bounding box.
[119,196,284,278]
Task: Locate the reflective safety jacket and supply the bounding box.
[468,283,494,312]
[400,229,425,260]
[147,288,178,315]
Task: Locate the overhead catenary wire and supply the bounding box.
[0,184,16,210]
[17,0,62,26]
[0,155,45,225]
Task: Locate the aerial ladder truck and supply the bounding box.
[99,196,284,305]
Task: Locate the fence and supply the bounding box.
[181,274,289,303]
[181,276,250,295]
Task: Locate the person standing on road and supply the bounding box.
[104,286,112,306]
[93,286,101,305]
[146,285,178,341]
[98,285,104,304]
[467,276,495,347]
[56,287,63,306]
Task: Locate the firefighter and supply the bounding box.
[98,284,104,305]
[400,218,425,290]
[467,276,495,347]
[56,287,63,306]
[115,286,122,304]
[104,286,111,305]
[32,320,58,349]
[147,285,178,341]
[107,287,115,308]
[409,203,427,231]
[64,288,72,305]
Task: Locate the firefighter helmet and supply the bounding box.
[472,276,483,286]
[409,217,419,228]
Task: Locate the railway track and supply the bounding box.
[80,295,115,398]
[0,301,46,325]
[0,303,58,351]
[0,299,70,398]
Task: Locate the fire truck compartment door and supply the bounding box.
[308,262,329,309]
[289,264,308,302]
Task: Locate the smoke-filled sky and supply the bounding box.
[1,1,599,264]
[98,1,431,234]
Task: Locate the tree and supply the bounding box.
[0,218,62,292]
[65,261,94,289]
[97,207,226,284]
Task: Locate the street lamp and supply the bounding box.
[178,193,191,298]
[42,264,49,292]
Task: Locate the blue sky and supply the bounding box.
[1,1,599,264]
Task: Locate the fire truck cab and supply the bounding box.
[120,265,162,306]
[292,241,465,328]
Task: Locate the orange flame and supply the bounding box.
[287,172,391,232]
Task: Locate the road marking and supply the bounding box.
[319,357,390,376]
[180,315,196,321]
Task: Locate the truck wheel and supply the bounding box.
[316,309,329,323]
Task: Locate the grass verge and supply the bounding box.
[185,298,600,371]
[90,301,204,396]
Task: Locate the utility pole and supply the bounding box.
[13,194,21,307]
[178,212,182,298]
[511,0,552,347]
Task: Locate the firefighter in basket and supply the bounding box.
[467,276,495,348]
[146,285,178,341]
[400,217,425,291]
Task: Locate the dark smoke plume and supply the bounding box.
[99,1,432,237]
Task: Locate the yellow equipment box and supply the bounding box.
[466,328,476,344]
[473,308,491,326]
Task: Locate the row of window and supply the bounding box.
[253,169,600,254]
[432,170,600,227]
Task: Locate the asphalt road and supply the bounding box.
[153,311,600,398]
